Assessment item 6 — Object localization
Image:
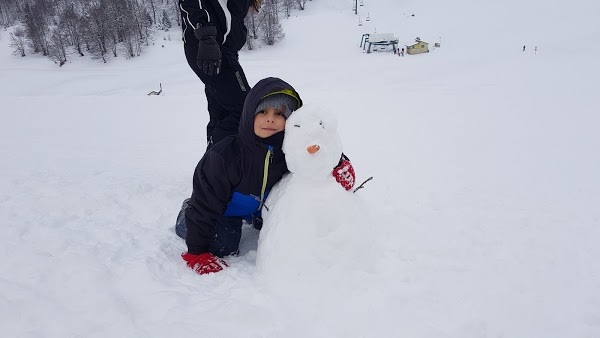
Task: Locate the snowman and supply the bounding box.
[256,105,374,282]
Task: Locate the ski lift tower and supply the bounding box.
[354,0,365,15]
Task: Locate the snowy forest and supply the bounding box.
[0,0,308,65]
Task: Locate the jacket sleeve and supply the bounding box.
[185,150,233,254]
[179,0,211,28]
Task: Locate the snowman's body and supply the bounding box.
[256,105,373,280]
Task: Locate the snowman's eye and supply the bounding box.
[293,124,301,128]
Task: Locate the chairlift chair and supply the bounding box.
[366,13,370,21]
[360,0,364,6]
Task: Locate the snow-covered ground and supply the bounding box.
[1,0,599,337]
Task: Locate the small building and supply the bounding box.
[406,40,429,55]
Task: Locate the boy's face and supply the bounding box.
[254,106,286,138]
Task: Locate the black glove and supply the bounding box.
[194,25,222,76]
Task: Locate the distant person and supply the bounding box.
[523,45,526,52]
[535,46,538,54]
[178,0,262,148]
[400,47,405,56]
[175,78,356,275]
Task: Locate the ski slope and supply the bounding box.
[1,0,599,337]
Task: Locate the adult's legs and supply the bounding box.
[203,53,250,147]
[183,43,250,147]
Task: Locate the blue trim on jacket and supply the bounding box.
[223,191,270,217]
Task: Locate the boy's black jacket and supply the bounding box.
[185,77,303,254]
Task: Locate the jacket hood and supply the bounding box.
[239,77,303,148]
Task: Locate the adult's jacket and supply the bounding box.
[179,0,250,53]
[185,78,303,254]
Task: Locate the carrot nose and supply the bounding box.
[307,144,320,154]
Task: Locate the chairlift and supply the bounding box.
[358,17,363,26]
[366,13,370,21]
[360,0,364,6]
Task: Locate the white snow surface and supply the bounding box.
[1,0,600,337]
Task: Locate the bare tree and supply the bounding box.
[281,0,294,18]
[9,26,27,56]
[138,6,153,45]
[245,8,259,41]
[2,0,193,63]
[160,9,171,30]
[0,1,10,27]
[259,0,284,45]
[296,0,307,10]
[23,2,50,55]
[49,26,68,66]
[172,0,180,27]
[104,0,137,58]
[60,3,85,56]
[85,2,109,62]
[148,0,156,24]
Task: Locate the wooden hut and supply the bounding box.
[406,40,429,55]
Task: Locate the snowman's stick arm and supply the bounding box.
[353,176,374,193]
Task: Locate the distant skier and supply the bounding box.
[523,45,526,52]
[175,78,356,275]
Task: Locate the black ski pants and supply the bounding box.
[184,41,250,148]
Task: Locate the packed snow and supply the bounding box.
[256,106,379,336]
[257,105,375,280]
[1,0,599,337]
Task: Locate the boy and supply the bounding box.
[176,77,355,275]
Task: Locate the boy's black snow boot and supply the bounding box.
[175,198,191,239]
[252,216,263,230]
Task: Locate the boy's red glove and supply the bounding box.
[182,252,228,275]
[332,158,356,191]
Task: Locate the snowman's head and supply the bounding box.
[283,105,343,179]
